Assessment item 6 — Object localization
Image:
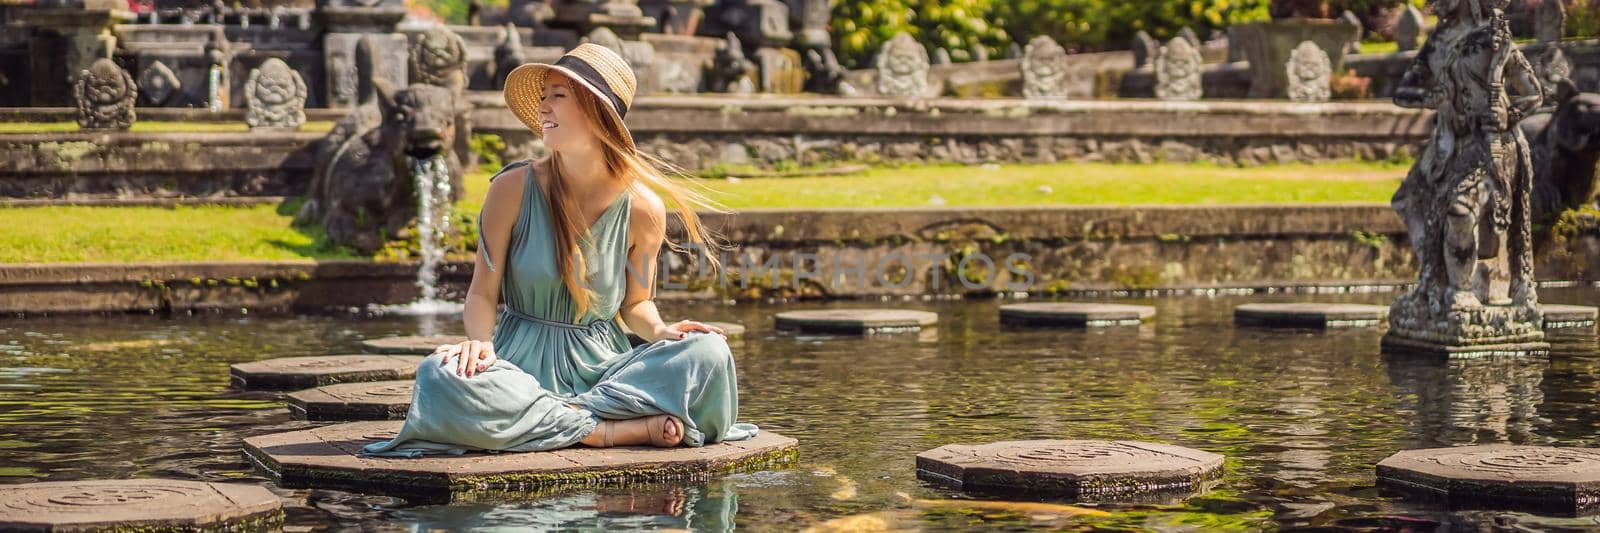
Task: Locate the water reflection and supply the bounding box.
[1385,354,1549,446]
[392,481,739,531]
[4,291,1600,530]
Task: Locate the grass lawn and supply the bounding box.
[0,160,1407,263]
[0,121,336,134]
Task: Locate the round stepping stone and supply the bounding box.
[361,335,467,355]
[1376,445,1600,514]
[1543,304,1598,329]
[287,380,414,421]
[0,479,282,531]
[707,321,746,337]
[243,420,798,498]
[774,309,937,335]
[999,303,1156,327]
[1233,303,1389,328]
[229,354,425,391]
[916,440,1224,500]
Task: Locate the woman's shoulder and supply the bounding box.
[628,182,667,227]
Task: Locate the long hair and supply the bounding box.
[543,86,729,320]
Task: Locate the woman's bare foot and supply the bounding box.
[581,414,684,448]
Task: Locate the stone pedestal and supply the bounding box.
[699,0,790,48]
[1230,18,1358,99]
[317,0,407,108]
[23,5,135,107]
[1381,302,1549,358]
[550,0,656,39]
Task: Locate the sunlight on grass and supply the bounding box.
[0,201,355,263]
[0,160,1408,264]
[686,161,1406,209]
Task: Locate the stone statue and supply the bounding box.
[1526,79,1600,229]
[410,26,469,92]
[1535,0,1564,43]
[1397,5,1425,52]
[1287,40,1332,102]
[1385,0,1549,356]
[875,32,929,98]
[244,58,308,130]
[1341,10,1364,52]
[1533,46,1572,99]
[301,77,467,253]
[1155,36,1203,101]
[1021,35,1070,99]
[75,58,136,131]
[493,23,526,90]
[1132,30,1159,69]
[137,61,181,106]
[705,32,757,93]
[1179,26,1201,49]
[802,46,850,95]
[933,48,952,65]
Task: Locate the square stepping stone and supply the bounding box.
[361,335,468,355]
[1543,304,1598,330]
[287,380,414,421]
[243,420,798,499]
[916,440,1223,501]
[1377,445,1600,515]
[999,303,1156,327]
[1233,303,1389,328]
[229,355,425,391]
[0,479,282,531]
[774,309,937,335]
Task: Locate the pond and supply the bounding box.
[3,289,1600,531]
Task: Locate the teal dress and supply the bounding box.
[363,160,758,457]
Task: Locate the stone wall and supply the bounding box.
[9,203,1600,314]
[471,96,1433,170]
[0,131,319,198]
[1,97,1434,199]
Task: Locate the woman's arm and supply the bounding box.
[617,186,725,342]
[443,164,526,376]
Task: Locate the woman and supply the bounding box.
[364,43,757,457]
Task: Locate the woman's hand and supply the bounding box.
[436,339,497,377]
[652,320,725,341]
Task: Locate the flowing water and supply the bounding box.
[368,155,463,333]
[4,290,1600,531]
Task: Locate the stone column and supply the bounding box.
[23,0,135,106]
[316,0,407,109]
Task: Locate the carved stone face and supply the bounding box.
[383,83,458,159]
[1294,58,1322,81]
[1554,92,1600,152]
[253,63,298,106]
[1167,50,1198,78]
[85,62,130,105]
[1031,46,1065,78]
[887,46,920,75]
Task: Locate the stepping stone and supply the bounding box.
[361,335,467,355]
[999,303,1156,327]
[243,420,799,498]
[0,479,282,531]
[287,380,414,421]
[774,309,937,335]
[229,354,425,391]
[916,440,1224,500]
[1376,445,1600,514]
[1543,304,1598,329]
[1233,303,1389,328]
[707,321,746,337]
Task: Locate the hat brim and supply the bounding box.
[503,62,637,154]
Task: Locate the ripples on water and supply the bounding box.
[4,291,1600,531]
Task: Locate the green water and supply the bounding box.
[4,291,1600,531]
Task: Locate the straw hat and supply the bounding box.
[503,43,638,153]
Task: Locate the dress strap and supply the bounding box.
[502,305,615,336]
[477,160,534,273]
